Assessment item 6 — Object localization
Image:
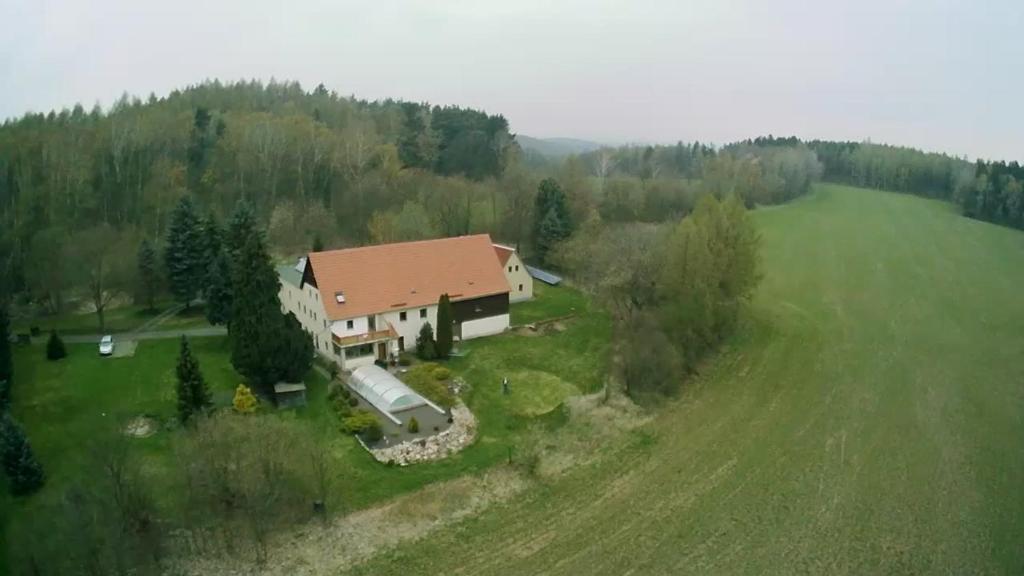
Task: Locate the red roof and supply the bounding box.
[493,243,515,266]
[306,234,509,321]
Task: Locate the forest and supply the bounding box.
[1,80,1021,387]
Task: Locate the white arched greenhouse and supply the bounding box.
[348,365,445,425]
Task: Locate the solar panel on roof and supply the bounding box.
[525,265,562,285]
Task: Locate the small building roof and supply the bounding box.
[306,234,510,321]
[277,262,303,288]
[349,365,444,423]
[274,383,307,394]
[493,243,515,266]
[526,265,562,285]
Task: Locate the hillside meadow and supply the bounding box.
[345,184,1024,574]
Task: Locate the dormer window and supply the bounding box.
[335,291,345,304]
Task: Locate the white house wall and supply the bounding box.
[502,252,534,303]
[278,279,334,361]
[461,313,510,339]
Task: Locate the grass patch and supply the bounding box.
[346,184,1024,575]
[401,362,456,409]
[502,369,578,416]
[510,283,586,326]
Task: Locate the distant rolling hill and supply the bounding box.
[517,135,605,158]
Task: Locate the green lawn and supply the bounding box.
[346,184,1024,574]
[12,299,212,336]
[510,282,585,325]
[1,285,613,567]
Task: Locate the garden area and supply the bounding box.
[0,283,611,571]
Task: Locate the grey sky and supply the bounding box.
[2,0,1021,161]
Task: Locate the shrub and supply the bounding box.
[341,410,379,435]
[46,331,66,361]
[331,396,353,418]
[328,363,340,380]
[232,384,258,414]
[408,417,419,433]
[402,363,456,409]
[398,353,413,367]
[362,420,383,443]
[327,383,343,401]
[431,367,451,381]
[347,396,358,407]
[416,323,437,360]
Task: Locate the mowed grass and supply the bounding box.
[0,284,612,566]
[347,184,1024,575]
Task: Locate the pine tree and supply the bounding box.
[232,384,258,414]
[416,322,437,360]
[226,201,257,261]
[535,206,568,265]
[46,330,66,361]
[204,248,232,326]
[0,302,11,411]
[435,294,454,358]
[175,336,211,424]
[280,312,314,383]
[164,196,205,309]
[0,414,45,496]
[201,212,223,263]
[533,178,572,264]
[136,239,160,312]
[312,234,324,252]
[230,230,288,395]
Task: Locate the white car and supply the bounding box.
[99,335,114,356]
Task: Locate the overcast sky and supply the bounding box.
[1,0,1021,161]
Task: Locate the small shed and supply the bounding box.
[274,382,307,408]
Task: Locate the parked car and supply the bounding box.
[99,335,114,356]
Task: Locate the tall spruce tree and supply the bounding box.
[533,178,572,264]
[0,414,45,496]
[226,201,257,261]
[175,336,211,424]
[230,230,287,395]
[164,196,205,309]
[416,322,437,360]
[435,294,454,358]
[280,312,314,382]
[0,302,11,411]
[205,248,232,326]
[136,239,159,312]
[46,330,66,361]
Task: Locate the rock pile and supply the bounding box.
[370,403,477,465]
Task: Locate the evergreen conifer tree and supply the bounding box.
[533,178,572,264]
[312,234,324,252]
[230,230,287,395]
[204,248,233,326]
[164,196,205,309]
[435,294,454,358]
[0,414,45,496]
[0,303,11,410]
[280,312,314,382]
[226,201,257,261]
[175,336,211,424]
[136,239,160,312]
[46,330,66,361]
[416,322,437,360]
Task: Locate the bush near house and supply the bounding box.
[432,367,451,381]
[408,417,419,433]
[341,409,382,442]
[403,363,455,409]
[45,331,66,361]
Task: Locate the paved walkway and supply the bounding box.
[61,326,227,344]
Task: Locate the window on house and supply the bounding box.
[346,319,354,330]
[332,342,341,356]
[344,343,374,358]
[420,308,427,319]
[323,320,327,329]
[399,311,407,322]
[515,265,519,271]
[519,284,523,291]
[508,266,512,272]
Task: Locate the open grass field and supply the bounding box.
[345,184,1024,574]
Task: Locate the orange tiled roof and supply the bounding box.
[493,243,515,266]
[307,234,510,321]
